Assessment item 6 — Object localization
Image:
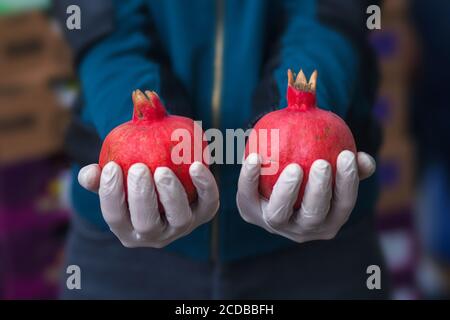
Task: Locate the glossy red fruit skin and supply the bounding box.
[99,90,207,207]
[245,71,356,209]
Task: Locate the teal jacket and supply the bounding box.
[56,0,381,261]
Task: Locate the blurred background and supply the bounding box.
[0,0,449,299]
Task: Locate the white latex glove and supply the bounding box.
[236,150,376,243]
[78,161,219,248]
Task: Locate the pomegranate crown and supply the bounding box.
[286,69,318,110]
[287,69,317,92]
[131,89,166,121]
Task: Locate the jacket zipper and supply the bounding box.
[210,0,224,262]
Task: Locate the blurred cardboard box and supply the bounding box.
[375,82,411,140]
[374,22,417,83]
[0,85,70,165]
[0,11,73,86]
[382,0,409,21]
[376,139,416,213]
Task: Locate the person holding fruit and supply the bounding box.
[55,0,388,299]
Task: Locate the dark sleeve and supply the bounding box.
[251,0,381,154]
[53,0,192,139]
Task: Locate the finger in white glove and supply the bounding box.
[78,164,101,193]
[99,162,134,239]
[357,152,376,180]
[324,150,359,232]
[295,159,332,230]
[127,163,163,235]
[154,167,192,232]
[264,164,302,228]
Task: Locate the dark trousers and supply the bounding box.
[61,214,390,299]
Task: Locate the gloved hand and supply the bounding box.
[78,161,219,248]
[236,150,376,242]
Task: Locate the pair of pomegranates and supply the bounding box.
[99,70,356,209]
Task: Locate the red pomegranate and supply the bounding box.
[246,69,356,209]
[99,90,207,207]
